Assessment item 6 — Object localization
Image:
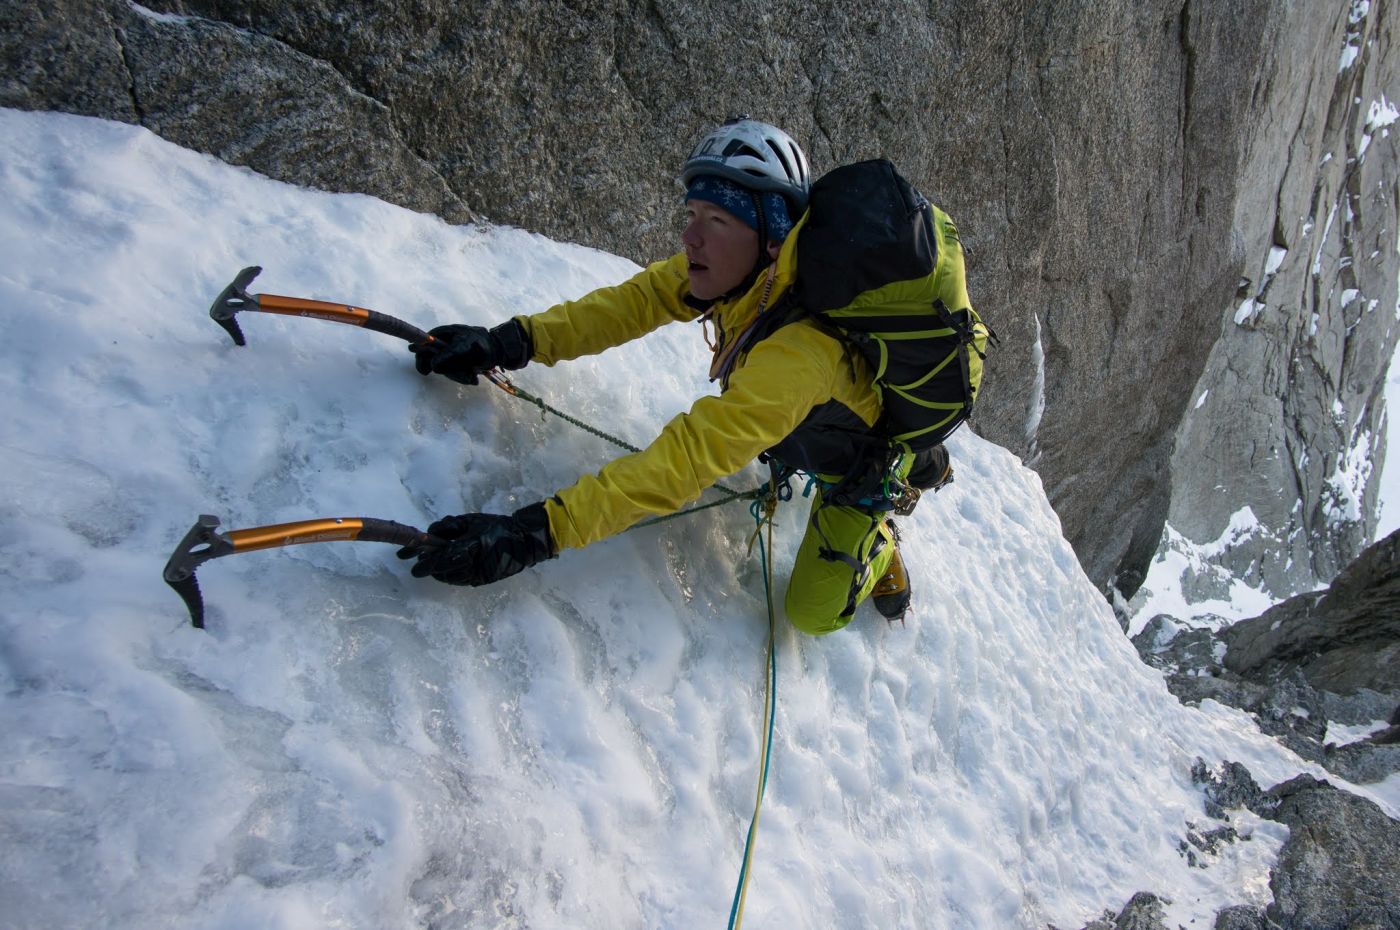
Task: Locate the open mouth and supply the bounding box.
[688,261,709,273]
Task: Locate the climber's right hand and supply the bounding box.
[410,319,532,385]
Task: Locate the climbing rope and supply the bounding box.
[487,369,782,925]
[485,370,767,523]
[728,485,780,930]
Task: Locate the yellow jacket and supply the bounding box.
[522,221,881,552]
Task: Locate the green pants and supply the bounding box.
[783,489,895,635]
[780,449,918,635]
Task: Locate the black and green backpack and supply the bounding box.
[786,159,996,504]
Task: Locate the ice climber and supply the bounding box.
[402,117,967,632]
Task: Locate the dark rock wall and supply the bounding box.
[4,0,1397,598]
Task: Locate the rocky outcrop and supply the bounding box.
[1224,526,1400,693]
[1028,529,1400,925]
[1135,608,1398,785]
[1195,764,1400,930]
[1268,774,1400,929]
[2,1,1397,603]
[1060,892,1172,930]
[1133,527,1400,789]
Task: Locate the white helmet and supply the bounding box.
[680,117,811,212]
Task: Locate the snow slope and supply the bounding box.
[1,109,1392,930]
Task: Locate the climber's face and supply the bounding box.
[681,199,761,300]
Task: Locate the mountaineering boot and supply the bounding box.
[871,523,911,620]
[891,444,953,517]
[907,443,952,491]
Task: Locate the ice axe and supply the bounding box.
[208,265,436,346]
[163,514,442,629]
[206,266,519,390]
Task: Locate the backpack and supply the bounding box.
[783,159,996,505]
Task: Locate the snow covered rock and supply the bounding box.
[1191,763,1400,930]
[1267,774,1400,930]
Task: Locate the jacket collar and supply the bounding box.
[700,212,809,382]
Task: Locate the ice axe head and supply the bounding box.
[162,514,234,628]
[208,266,262,346]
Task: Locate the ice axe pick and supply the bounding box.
[205,266,520,391]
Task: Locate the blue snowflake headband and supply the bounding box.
[685,175,795,242]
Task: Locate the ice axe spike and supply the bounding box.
[207,266,435,346]
[163,514,442,629]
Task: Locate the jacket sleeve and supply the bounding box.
[543,322,845,551]
[518,253,700,365]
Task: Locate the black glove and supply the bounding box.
[409,319,532,385]
[399,502,556,586]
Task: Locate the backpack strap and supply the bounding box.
[931,299,976,419]
[710,290,803,386]
[929,299,1000,421]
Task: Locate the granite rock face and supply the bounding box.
[3,0,1398,601]
[1190,764,1400,930]
[0,2,473,222]
[1157,1,1400,603]
[1266,774,1400,930]
[1134,528,1400,785]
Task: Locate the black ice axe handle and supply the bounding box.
[163,514,443,629]
[209,266,434,347]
